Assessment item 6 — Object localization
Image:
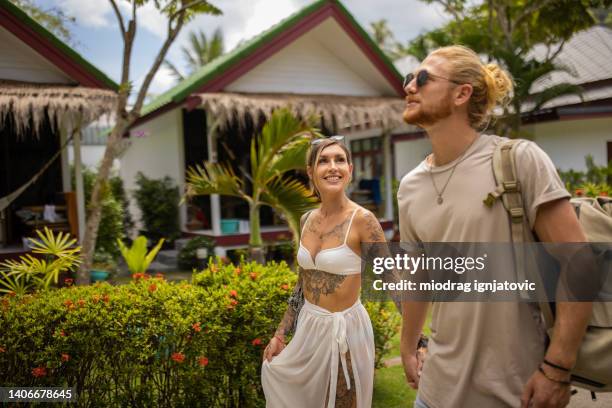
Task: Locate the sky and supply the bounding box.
[35,0,449,96]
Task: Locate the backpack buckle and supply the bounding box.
[503,181,520,192]
[509,207,524,223]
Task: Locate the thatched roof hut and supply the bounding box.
[187,92,407,132]
[0,80,117,135]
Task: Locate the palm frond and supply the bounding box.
[263,137,311,182]
[163,59,185,82]
[260,177,318,245]
[186,162,245,198]
[253,108,316,182]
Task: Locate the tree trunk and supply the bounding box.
[76,118,129,284]
[248,202,265,264]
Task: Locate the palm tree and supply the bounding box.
[185,109,321,263]
[164,28,224,82]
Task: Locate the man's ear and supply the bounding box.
[454,84,473,107]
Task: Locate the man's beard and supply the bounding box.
[403,96,453,127]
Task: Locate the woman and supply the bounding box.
[261,136,388,408]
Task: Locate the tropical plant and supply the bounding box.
[78,0,222,285]
[0,228,81,296]
[558,155,612,195]
[177,236,216,271]
[163,27,224,82]
[9,0,76,45]
[117,236,165,275]
[185,108,320,263]
[133,172,180,245]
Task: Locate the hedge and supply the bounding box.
[0,261,399,407]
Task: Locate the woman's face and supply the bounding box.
[308,143,353,196]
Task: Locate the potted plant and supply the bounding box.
[90,252,116,282]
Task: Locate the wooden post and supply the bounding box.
[59,127,71,193]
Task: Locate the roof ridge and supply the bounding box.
[139,0,401,120]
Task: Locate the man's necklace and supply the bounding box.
[428,136,479,205]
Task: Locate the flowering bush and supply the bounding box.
[0,260,399,406]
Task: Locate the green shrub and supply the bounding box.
[558,155,612,196]
[178,236,216,271]
[133,172,180,245]
[364,301,402,369]
[81,168,125,258]
[0,260,400,406]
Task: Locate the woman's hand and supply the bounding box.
[263,336,286,362]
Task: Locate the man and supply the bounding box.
[397,45,592,408]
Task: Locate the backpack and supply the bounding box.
[486,139,612,393]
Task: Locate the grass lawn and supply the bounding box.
[373,365,416,407]
[372,306,432,407]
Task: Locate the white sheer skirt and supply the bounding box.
[261,298,375,408]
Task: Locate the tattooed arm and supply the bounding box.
[263,212,310,362]
[357,209,403,310]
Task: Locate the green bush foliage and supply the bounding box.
[178,236,216,271]
[81,168,125,258]
[558,155,611,196]
[133,172,180,245]
[0,260,400,406]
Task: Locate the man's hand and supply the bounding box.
[401,346,426,389]
[520,368,571,408]
[263,337,285,362]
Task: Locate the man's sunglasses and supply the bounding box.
[403,69,463,89]
[310,135,345,145]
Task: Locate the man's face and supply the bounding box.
[402,55,457,128]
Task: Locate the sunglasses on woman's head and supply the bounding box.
[403,69,462,89]
[310,135,345,145]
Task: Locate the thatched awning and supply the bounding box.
[0,80,117,135]
[187,92,407,131]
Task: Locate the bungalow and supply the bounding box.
[0,0,117,256]
[121,0,416,255]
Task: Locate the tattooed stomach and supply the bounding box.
[301,268,361,312]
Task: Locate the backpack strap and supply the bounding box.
[485,140,555,327]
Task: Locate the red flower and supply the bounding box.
[132,273,145,280]
[155,273,165,280]
[61,353,70,362]
[103,294,110,304]
[148,283,158,292]
[198,356,209,367]
[171,352,185,363]
[230,299,238,306]
[229,290,238,298]
[249,272,258,281]
[92,295,100,304]
[143,274,151,280]
[281,284,290,290]
[32,366,47,377]
[234,268,241,275]
[63,299,74,310]
[210,265,218,273]
[252,338,262,346]
[77,299,85,307]
[192,322,202,332]
[8,291,16,297]
[0,346,5,353]
[64,278,74,286]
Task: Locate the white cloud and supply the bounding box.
[145,65,177,96]
[57,0,112,28]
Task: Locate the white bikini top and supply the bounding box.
[297,208,362,275]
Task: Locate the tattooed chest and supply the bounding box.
[300,268,348,303]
